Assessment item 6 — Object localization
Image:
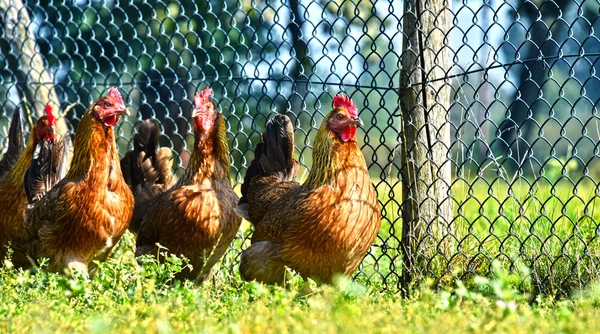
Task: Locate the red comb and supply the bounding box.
[333,93,358,117]
[108,87,125,108]
[194,87,213,109]
[44,103,55,125]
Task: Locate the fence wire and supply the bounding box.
[0,0,599,296]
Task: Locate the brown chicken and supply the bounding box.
[0,104,60,267]
[120,119,176,233]
[237,94,382,284]
[23,88,134,276]
[135,87,242,281]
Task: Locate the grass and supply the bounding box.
[1,235,600,333]
[0,181,598,332]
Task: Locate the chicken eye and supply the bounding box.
[104,102,111,108]
[337,114,344,120]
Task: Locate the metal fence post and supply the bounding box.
[400,0,453,294]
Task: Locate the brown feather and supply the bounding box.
[135,112,241,281]
[0,132,37,268]
[0,112,71,268]
[23,98,134,276]
[239,110,382,284]
[122,119,177,233]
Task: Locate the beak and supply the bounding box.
[47,126,55,134]
[351,116,364,127]
[118,106,130,117]
[192,109,201,118]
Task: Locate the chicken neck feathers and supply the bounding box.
[23,107,133,269]
[135,111,241,280]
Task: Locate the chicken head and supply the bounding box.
[93,87,129,127]
[192,87,217,133]
[328,94,363,142]
[34,104,57,142]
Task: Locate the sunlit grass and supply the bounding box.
[2,241,600,332]
[0,178,598,331]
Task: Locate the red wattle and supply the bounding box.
[103,114,120,127]
[339,126,357,142]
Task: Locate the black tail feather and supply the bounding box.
[23,134,70,203]
[0,106,25,178]
[122,119,176,233]
[121,119,162,188]
[240,114,297,204]
[24,140,55,203]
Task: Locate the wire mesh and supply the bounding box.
[0,0,598,296]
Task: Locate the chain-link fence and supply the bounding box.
[0,0,599,296]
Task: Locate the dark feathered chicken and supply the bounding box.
[135,87,242,281]
[121,119,176,233]
[237,94,381,284]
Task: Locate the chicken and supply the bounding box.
[0,104,58,267]
[0,106,26,179]
[120,119,176,233]
[135,87,242,281]
[237,94,382,285]
[23,88,133,276]
[24,104,71,203]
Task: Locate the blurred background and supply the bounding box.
[0,0,402,185]
[1,0,597,184]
